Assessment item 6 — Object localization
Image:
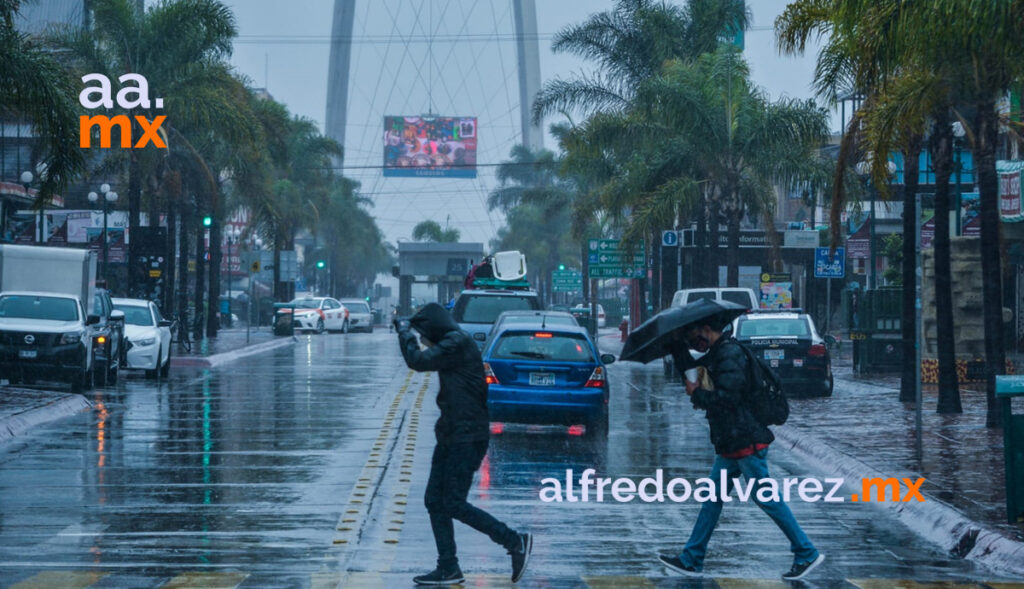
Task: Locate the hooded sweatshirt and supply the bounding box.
[398,303,490,443]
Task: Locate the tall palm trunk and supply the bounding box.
[930,114,961,413]
[726,190,741,287]
[976,98,1004,428]
[708,192,722,287]
[694,191,708,286]
[165,204,177,316]
[177,197,191,328]
[193,210,206,341]
[128,149,141,296]
[900,137,923,402]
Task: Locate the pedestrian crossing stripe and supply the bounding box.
[8,572,1022,588]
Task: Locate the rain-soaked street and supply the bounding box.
[0,331,1017,588]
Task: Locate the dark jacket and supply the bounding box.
[676,335,773,456]
[399,303,490,443]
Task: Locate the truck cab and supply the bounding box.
[0,291,98,392]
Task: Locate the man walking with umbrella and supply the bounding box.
[655,310,824,580]
[395,303,533,585]
[620,299,823,581]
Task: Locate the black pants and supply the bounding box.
[424,439,517,570]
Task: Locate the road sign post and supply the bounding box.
[587,239,646,279]
[814,247,845,335]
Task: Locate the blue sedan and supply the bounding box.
[483,325,615,436]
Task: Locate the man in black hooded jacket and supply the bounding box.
[396,303,532,585]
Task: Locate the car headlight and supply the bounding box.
[135,337,157,346]
[60,331,84,344]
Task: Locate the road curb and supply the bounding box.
[772,422,1024,577]
[0,391,92,445]
[170,336,297,369]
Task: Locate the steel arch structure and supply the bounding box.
[324,0,544,166]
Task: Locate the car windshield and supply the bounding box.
[116,305,154,326]
[737,318,810,338]
[0,295,78,321]
[722,291,752,308]
[454,295,538,324]
[291,299,320,309]
[491,332,594,362]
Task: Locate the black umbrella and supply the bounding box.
[620,298,748,364]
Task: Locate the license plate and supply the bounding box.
[529,372,556,386]
[19,350,37,359]
[764,349,785,360]
[793,358,804,367]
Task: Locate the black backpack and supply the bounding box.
[734,341,789,426]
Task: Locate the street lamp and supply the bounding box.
[224,226,241,326]
[88,185,117,281]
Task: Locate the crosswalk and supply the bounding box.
[7,571,1024,588]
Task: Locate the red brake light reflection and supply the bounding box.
[534,332,553,338]
[567,425,585,436]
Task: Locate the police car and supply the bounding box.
[731,311,834,397]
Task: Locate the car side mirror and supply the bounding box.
[158,319,173,328]
[824,334,838,347]
[110,310,125,321]
[86,314,101,326]
[600,353,616,365]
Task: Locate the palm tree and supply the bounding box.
[0,0,85,199]
[532,0,749,124]
[412,220,460,243]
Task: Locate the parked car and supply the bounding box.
[92,288,126,386]
[731,311,834,397]
[484,310,578,350]
[339,299,374,333]
[113,298,172,379]
[572,304,607,328]
[483,324,615,436]
[664,287,758,377]
[451,289,543,348]
[284,296,350,334]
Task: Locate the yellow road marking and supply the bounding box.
[10,571,108,589]
[850,581,986,589]
[161,571,249,588]
[716,579,792,589]
[583,576,657,588]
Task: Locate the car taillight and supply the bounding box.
[808,344,827,357]
[584,366,606,388]
[483,362,499,385]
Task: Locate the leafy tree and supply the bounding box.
[412,220,460,243]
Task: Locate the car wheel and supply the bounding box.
[146,351,160,379]
[823,375,834,397]
[316,318,325,334]
[108,360,118,386]
[160,352,170,378]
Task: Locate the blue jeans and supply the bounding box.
[679,448,818,570]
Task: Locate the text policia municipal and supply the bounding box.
[538,469,927,504]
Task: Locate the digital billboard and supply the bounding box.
[383,116,477,178]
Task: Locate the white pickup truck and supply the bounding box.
[0,245,101,392]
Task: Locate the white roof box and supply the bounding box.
[492,251,527,281]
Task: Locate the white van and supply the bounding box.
[670,287,759,310]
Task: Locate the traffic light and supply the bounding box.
[316,260,325,269]
[202,216,212,227]
[559,264,566,271]
[365,296,370,302]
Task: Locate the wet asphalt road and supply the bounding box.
[0,330,1018,588]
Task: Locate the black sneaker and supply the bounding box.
[782,553,825,580]
[658,554,702,576]
[509,532,533,583]
[413,566,465,585]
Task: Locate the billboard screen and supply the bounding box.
[383,116,477,178]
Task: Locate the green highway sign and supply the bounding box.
[588,239,646,278]
[552,269,583,292]
[588,266,646,279]
[589,252,646,265]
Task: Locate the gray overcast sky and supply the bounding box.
[224,0,827,246]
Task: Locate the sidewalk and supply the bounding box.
[169,326,294,368]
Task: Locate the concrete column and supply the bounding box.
[512,0,544,151]
[325,0,356,165]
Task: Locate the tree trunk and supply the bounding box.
[694,191,708,287]
[708,192,722,287]
[128,149,141,296]
[206,213,221,338]
[273,230,283,302]
[976,98,1005,428]
[165,204,177,317]
[726,194,741,287]
[931,113,962,413]
[900,137,923,402]
[193,210,206,342]
[177,197,190,328]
